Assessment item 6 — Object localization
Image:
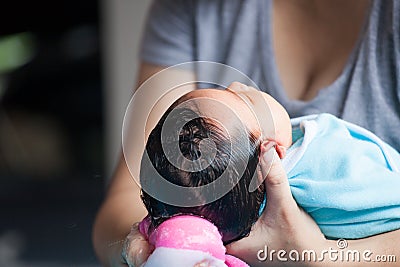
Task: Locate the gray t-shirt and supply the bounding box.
[140,0,400,151]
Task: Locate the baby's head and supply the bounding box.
[140,84,291,244]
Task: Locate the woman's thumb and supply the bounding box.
[259,142,296,218]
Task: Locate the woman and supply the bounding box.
[93,0,400,266]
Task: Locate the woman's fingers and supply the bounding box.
[227,141,328,265]
[227,81,247,91]
[259,141,298,221]
[122,222,154,267]
[193,260,219,267]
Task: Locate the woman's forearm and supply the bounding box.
[92,155,147,267]
[92,62,196,266]
[239,230,400,267]
[227,147,400,267]
[339,229,399,266]
[93,188,147,266]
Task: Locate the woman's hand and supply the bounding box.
[122,222,154,267]
[226,141,332,266]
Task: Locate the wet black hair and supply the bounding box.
[140,98,265,244]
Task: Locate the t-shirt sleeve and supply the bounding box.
[139,0,196,66]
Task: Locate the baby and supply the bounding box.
[139,82,400,266]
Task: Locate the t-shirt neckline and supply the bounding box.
[259,0,373,106]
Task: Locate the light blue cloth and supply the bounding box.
[277,113,400,239]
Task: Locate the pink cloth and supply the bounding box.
[139,215,249,267]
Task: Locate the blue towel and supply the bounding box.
[261,113,400,239]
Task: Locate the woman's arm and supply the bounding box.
[92,62,168,266]
[92,155,147,267]
[338,230,399,266]
[226,141,400,267]
[92,62,196,266]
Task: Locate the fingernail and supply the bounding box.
[262,145,277,165]
[263,151,273,165]
[134,248,145,267]
[261,141,275,153]
[198,262,209,267]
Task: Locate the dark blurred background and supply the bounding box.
[0,1,150,266]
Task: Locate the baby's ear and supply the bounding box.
[260,140,286,159]
[275,145,286,159]
[260,140,276,154]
